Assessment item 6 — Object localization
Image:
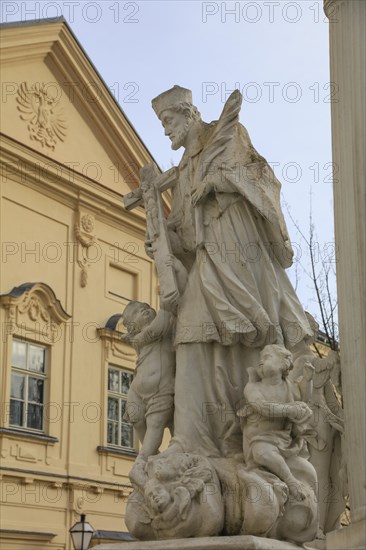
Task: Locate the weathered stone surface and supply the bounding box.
[322,1,366,547]
[121,86,325,545]
[96,534,302,550]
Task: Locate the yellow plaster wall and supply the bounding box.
[0,165,153,543]
[2,188,71,304]
[1,59,134,197]
[0,20,158,550]
[0,171,151,549]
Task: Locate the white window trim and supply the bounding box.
[107,365,134,451]
[10,338,48,433]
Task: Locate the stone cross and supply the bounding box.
[124,163,180,310]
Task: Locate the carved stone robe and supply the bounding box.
[167,119,313,456]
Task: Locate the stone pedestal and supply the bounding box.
[326,520,366,550]
[324,0,366,548]
[95,535,302,550]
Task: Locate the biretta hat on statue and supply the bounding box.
[152,85,192,118]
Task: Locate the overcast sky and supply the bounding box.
[1,0,337,324]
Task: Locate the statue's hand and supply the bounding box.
[287,402,312,424]
[122,331,143,347]
[121,332,133,344]
[145,238,157,259]
[191,181,213,206]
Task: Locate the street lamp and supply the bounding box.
[70,514,94,550]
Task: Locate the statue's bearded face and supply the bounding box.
[160,109,191,150]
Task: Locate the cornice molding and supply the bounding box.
[0,134,149,239]
[0,23,64,64]
[0,465,132,489]
[0,21,157,191]
[1,20,172,237]
[0,530,56,542]
[0,428,59,445]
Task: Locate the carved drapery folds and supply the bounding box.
[0,282,70,342]
[121,87,326,545]
[16,82,67,150]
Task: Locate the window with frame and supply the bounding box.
[10,339,47,432]
[107,366,134,450]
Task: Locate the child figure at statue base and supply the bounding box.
[238,344,314,499]
[122,301,175,470]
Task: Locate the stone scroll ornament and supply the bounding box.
[123,87,321,546]
[16,81,67,150]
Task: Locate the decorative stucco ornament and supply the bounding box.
[74,210,97,288]
[80,214,95,234]
[16,81,67,150]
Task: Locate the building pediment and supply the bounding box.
[0,18,155,196]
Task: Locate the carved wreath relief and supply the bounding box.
[16,82,67,150]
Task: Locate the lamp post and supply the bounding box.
[70,514,94,550]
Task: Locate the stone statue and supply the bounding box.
[146,85,314,459]
[122,87,321,545]
[292,313,346,539]
[125,453,224,540]
[121,302,175,464]
[238,345,314,499]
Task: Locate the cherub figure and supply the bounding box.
[145,479,173,514]
[125,452,224,540]
[121,301,175,466]
[143,475,195,531]
[238,344,314,499]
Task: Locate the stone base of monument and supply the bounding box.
[95,535,303,550]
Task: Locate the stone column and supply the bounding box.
[323,1,366,548]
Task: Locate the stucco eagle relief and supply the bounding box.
[16,81,67,150]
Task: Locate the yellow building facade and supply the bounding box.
[0,18,159,549]
[0,16,341,550]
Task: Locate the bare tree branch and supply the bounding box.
[283,192,338,350]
